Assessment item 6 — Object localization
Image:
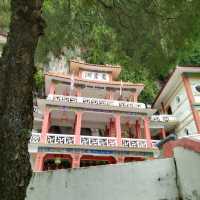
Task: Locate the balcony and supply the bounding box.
[30,133,159,149]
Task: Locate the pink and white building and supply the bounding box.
[30,60,177,171]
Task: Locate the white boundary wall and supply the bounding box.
[26,158,178,200]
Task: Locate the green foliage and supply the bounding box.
[2,0,200,102]
[0,0,10,31]
[119,65,158,103]
[34,68,44,91]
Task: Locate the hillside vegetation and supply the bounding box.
[1,0,200,102]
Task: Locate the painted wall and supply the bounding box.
[26,158,178,200]
[174,147,200,200]
[167,84,196,137]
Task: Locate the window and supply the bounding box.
[195,85,200,93]
[184,128,189,136]
[166,106,172,115]
[176,96,181,104]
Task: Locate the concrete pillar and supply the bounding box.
[34,153,45,172]
[40,108,51,143]
[72,154,81,168]
[115,114,122,146]
[182,75,200,134]
[49,81,56,95]
[74,112,82,145]
[143,117,152,148]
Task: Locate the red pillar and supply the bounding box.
[34,153,45,171]
[133,93,138,102]
[49,81,56,95]
[135,119,142,138]
[40,108,51,143]
[143,117,152,148]
[76,87,81,97]
[160,128,166,139]
[71,154,81,168]
[182,75,200,134]
[115,114,122,146]
[109,119,116,137]
[74,112,82,145]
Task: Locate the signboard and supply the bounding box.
[82,70,109,82]
[47,95,146,109]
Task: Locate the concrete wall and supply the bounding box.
[174,147,200,200]
[26,158,178,200]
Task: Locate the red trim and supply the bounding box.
[80,155,116,164]
[182,75,200,133]
[163,138,200,158]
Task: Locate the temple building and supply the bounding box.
[29,60,177,171]
[153,66,200,137]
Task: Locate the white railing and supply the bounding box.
[29,133,160,149]
[122,138,147,148]
[47,95,146,109]
[46,133,75,145]
[122,138,159,148]
[30,133,41,143]
[151,115,177,123]
[80,135,117,147]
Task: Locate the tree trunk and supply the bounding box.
[0,1,45,199]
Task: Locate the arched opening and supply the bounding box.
[80,155,116,167]
[43,154,72,171]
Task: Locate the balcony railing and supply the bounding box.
[47,95,146,109]
[80,135,117,147]
[151,115,177,123]
[47,133,75,145]
[30,133,159,148]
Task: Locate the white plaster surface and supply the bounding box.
[26,158,178,200]
[174,147,200,200]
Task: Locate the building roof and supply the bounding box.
[153,66,200,108]
[69,60,121,80]
[45,72,144,96]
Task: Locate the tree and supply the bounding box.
[0,1,45,199]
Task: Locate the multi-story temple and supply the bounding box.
[30,60,178,171]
